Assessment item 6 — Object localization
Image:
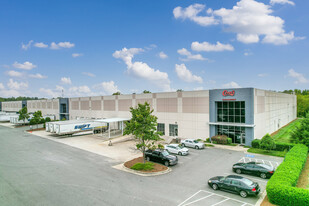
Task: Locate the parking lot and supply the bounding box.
[167,148,283,206]
[0,125,284,206]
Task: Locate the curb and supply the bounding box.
[114,163,172,176]
[255,190,267,206]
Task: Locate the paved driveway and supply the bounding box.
[0,126,283,206]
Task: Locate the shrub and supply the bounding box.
[266,144,309,206]
[260,134,276,151]
[45,117,51,122]
[29,118,37,125]
[205,138,210,143]
[251,139,261,148]
[227,138,232,144]
[211,135,229,144]
[291,118,309,147]
[131,162,154,171]
[275,142,295,151]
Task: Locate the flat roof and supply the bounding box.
[95,117,130,123]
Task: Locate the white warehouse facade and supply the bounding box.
[0,88,296,146]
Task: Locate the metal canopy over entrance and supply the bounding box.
[95,117,130,139]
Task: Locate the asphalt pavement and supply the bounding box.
[0,125,283,206]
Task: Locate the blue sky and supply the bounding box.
[0,0,308,98]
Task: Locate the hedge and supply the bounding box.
[266,144,309,206]
[251,139,295,151]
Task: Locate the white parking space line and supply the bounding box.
[183,194,214,206]
[178,190,204,206]
[178,190,254,206]
[238,157,281,168]
[210,198,229,206]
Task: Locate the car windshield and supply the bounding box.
[241,178,254,186]
[161,150,169,156]
[219,177,225,181]
[193,140,199,143]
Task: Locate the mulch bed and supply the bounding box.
[124,157,168,173]
[261,195,275,206]
[26,128,45,132]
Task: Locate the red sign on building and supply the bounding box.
[222,90,235,96]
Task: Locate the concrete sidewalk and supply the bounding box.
[30,130,141,163]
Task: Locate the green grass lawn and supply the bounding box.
[271,119,302,143]
[247,148,287,157]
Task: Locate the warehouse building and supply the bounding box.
[0,88,296,146]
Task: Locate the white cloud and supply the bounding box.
[113,47,171,91]
[159,51,168,59]
[82,72,95,77]
[7,79,28,90]
[69,86,91,93]
[7,70,23,77]
[50,42,75,49]
[222,81,241,88]
[175,0,303,45]
[175,64,203,83]
[29,73,47,79]
[288,69,309,84]
[72,53,83,58]
[34,42,48,48]
[60,77,72,85]
[244,51,253,56]
[173,3,219,26]
[0,89,23,97]
[0,83,4,90]
[270,0,295,6]
[177,48,207,61]
[194,87,204,91]
[12,61,37,70]
[94,81,119,95]
[56,85,64,91]
[258,73,268,77]
[21,40,33,50]
[39,88,61,98]
[191,41,234,52]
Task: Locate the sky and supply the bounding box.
[0,0,308,98]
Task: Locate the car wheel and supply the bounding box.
[178,152,182,156]
[240,191,248,198]
[236,169,242,174]
[260,173,267,179]
[164,161,169,167]
[212,184,219,190]
[146,157,150,161]
[195,146,199,149]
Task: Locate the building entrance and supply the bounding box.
[217,125,246,144]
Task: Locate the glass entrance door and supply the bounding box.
[217,125,246,144]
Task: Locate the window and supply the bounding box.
[231,180,240,186]
[217,101,245,124]
[157,123,165,135]
[223,179,231,184]
[169,124,178,136]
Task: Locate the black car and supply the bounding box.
[232,162,275,179]
[145,149,178,166]
[208,175,260,198]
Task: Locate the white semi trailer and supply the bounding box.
[0,113,19,122]
[54,120,107,135]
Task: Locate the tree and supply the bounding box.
[112,91,121,95]
[32,110,43,128]
[143,90,151,93]
[124,102,162,163]
[260,134,276,151]
[177,89,183,92]
[291,118,309,147]
[18,107,29,125]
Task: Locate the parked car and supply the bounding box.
[208,175,260,198]
[145,149,178,166]
[181,139,204,149]
[232,162,275,179]
[164,144,189,156]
